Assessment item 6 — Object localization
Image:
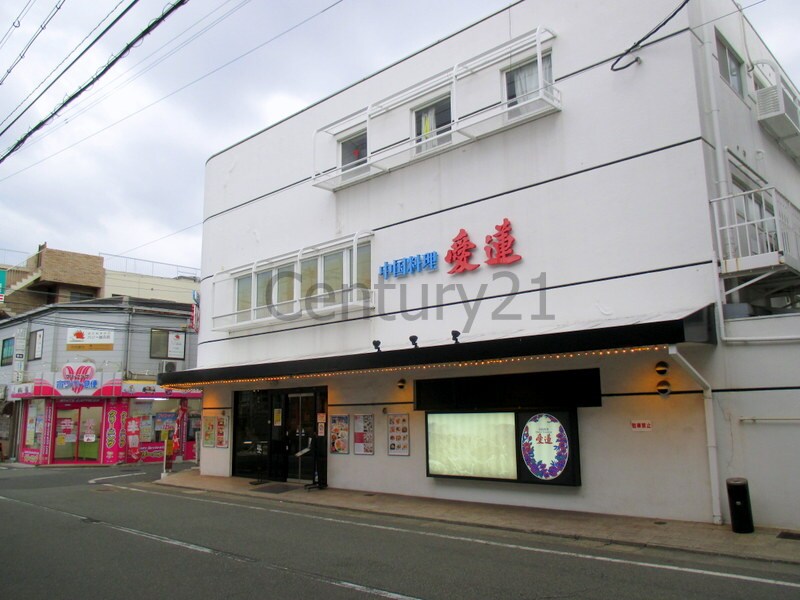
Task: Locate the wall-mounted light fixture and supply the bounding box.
[451,330,461,344]
[655,361,669,376]
[397,378,406,389]
[409,335,419,349]
[372,340,382,352]
[656,380,671,397]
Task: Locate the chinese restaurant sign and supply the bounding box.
[379,252,438,279]
[377,217,523,280]
[445,218,521,274]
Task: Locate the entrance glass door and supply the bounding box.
[286,393,316,482]
[54,405,102,462]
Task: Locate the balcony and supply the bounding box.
[312,27,560,191]
[755,61,800,159]
[711,187,800,276]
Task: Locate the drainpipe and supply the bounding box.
[668,345,723,525]
[123,309,133,379]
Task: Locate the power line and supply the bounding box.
[13,0,248,151]
[0,0,39,54]
[0,0,189,165]
[0,0,67,86]
[0,0,141,145]
[29,0,251,147]
[0,0,128,130]
[0,0,346,259]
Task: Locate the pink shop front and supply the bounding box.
[9,369,202,466]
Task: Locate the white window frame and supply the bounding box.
[221,236,372,331]
[504,53,553,107]
[716,32,744,97]
[340,129,368,171]
[413,94,452,153]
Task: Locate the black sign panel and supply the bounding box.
[516,409,581,486]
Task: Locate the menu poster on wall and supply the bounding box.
[387,413,410,456]
[353,414,374,455]
[329,415,349,454]
[215,416,229,448]
[202,416,215,448]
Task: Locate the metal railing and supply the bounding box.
[101,253,199,280]
[711,187,800,274]
[3,250,43,290]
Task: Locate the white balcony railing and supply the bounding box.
[312,27,559,191]
[710,187,800,275]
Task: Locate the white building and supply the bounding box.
[161,0,800,530]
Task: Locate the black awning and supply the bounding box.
[415,369,602,410]
[159,305,714,387]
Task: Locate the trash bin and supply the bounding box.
[726,477,754,534]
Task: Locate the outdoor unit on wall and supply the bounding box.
[159,360,182,374]
[754,61,800,159]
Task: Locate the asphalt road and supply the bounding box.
[1,463,799,599]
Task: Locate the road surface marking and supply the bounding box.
[103,485,800,591]
[88,472,145,484]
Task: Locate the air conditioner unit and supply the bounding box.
[159,360,182,374]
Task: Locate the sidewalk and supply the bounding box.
[155,468,800,565]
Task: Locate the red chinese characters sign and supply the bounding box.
[445,218,522,274]
[444,229,480,274]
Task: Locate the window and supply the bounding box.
[28,330,44,361]
[235,274,252,322]
[23,399,46,451]
[232,241,371,323]
[150,329,186,360]
[1,338,13,366]
[716,33,744,97]
[341,131,367,170]
[505,54,553,117]
[415,96,451,152]
[70,291,95,302]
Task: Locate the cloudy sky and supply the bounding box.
[0,0,797,272]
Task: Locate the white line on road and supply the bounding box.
[0,492,421,599]
[105,484,800,591]
[88,472,145,484]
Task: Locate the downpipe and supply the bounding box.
[668,345,723,526]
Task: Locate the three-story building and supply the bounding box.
[161,0,800,529]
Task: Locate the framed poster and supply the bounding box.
[215,416,229,448]
[387,413,410,456]
[353,414,374,455]
[516,409,581,486]
[329,415,349,454]
[202,416,215,448]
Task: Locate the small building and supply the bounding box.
[1,297,201,465]
[161,0,800,530]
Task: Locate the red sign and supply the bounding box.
[445,217,522,274]
[445,229,480,274]
[484,218,521,265]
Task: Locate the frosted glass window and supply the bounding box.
[427,412,516,479]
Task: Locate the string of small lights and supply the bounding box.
[163,345,668,389]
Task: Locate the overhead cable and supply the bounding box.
[0,0,141,143]
[0,0,128,130]
[0,0,38,54]
[0,0,67,86]
[0,0,189,165]
[611,0,692,71]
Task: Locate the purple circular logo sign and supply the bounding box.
[521,413,569,480]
